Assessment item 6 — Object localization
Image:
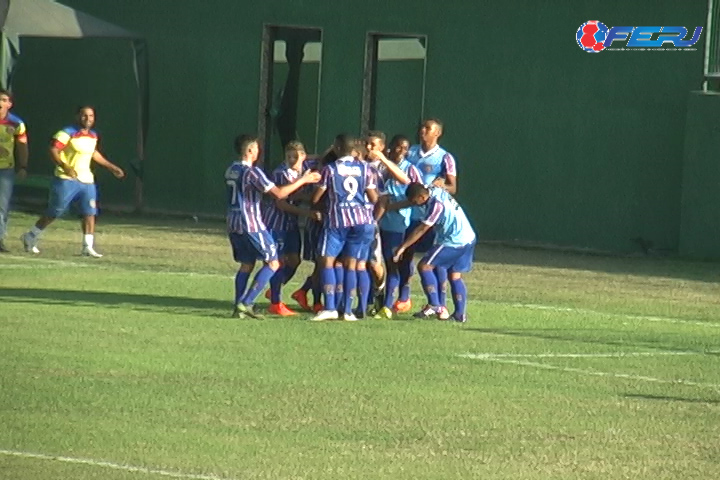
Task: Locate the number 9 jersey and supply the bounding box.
[317,156,376,229]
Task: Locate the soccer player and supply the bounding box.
[0,89,28,253]
[263,141,322,316]
[21,106,124,257]
[393,182,475,323]
[226,134,320,319]
[403,118,458,317]
[372,135,422,319]
[311,135,378,321]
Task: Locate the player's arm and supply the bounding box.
[432,153,457,194]
[368,150,410,185]
[393,199,442,262]
[311,165,330,205]
[275,199,322,220]
[386,198,413,212]
[91,151,125,179]
[268,169,321,200]
[373,194,390,222]
[49,139,77,179]
[14,126,28,180]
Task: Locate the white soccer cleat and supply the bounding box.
[311,310,339,322]
[342,313,359,322]
[437,306,451,321]
[81,246,103,258]
[20,233,40,254]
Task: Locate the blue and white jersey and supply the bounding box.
[406,144,457,186]
[422,188,476,247]
[380,159,423,233]
[318,155,376,229]
[263,163,302,232]
[225,160,275,234]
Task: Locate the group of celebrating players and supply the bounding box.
[225,118,476,323]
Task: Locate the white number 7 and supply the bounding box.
[226,180,238,205]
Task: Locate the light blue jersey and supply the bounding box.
[380,159,423,233]
[406,144,457,185]
[422,189,476,248]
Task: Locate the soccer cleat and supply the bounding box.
[291,289,311,311]
[0,240,9,253]
[268,302,297,316]
[81,246,103,258]
[452,313,468,323]
[231,305,246,319]
[352,307,366,320]
[413,305,439,319]
[312,303,324,313]
[311,310,339,321]
[437,306,451,321]
[374,306,393,320]
[21,233,40,254]
[242,304,264,319]
[394,299,412,313]
[342,313,359,322]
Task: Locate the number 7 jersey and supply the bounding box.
[318,156,376,229]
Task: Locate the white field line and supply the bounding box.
[459,353,720,390]
[0,449,237,480]
[3,254,720,329]
[460,351,699,359]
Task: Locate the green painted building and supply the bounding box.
[10,0,718,256]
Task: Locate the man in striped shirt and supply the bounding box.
[262,141,321,316]
[311,136,379,321]
[226,134,320,319]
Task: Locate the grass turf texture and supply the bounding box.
[1,212,719,479]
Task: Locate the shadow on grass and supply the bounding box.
[623,393,720,405]
[464,327,699,353]
[0,287,235,317]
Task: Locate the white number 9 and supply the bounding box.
[343,176,359,201]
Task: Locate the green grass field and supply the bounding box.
[1,212,719,479]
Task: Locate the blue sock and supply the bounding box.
[419,268,440,307]
[300,275,313,292]
[384,268,400,308]
[435,266,448,306]
[321,267,336,311]
[241,265,277,305]
[449,277,467,316]
[358,268,371,314]
[335,265,345,311]
[269,270,283,304]
[398,259,412,302]
[343,268,357,315]
[282,263,299,285]
[234,270,251,305]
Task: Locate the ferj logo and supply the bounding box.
[576,21,703,52]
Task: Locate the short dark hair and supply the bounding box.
[234,134,258,155]
[367,130,386,144]
[336,135,357,157]
[389,134,410,148]
[425,118,443,130]
[0,89,12,100]
[76,105,95,115]
[405,182,428,200]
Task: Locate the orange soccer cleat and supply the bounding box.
[393,299,412,313]
[291,289,311,311]
[268,302,297,316]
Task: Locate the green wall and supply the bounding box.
[11,0,709,253]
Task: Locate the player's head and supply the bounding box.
[321,134,347,165]
[366,130,386,154]
[419,118,443,145]
[388,134,410,162]
[335,134,356,157]
[234,134,260,163]
[76,106,96,130]
[405,182,431,205]
[284,140,306,167]
[0,89,13,117]
[352,137,368,160]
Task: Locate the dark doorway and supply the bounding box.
[258,25,323,169]
[362,34,427,140]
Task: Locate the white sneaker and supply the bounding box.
[342,313,359,322]
[81,246,103,258]
[21,233,40,254]
[311,310,339,322]
[438,306,451,321]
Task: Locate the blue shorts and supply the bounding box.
[421,241,475,273]
[229,231,278,264]
[319,223,375,260]
[303,220,323,261]
[47,178,97,217]
[407,220,436,253]
[380,230,406,262]
[272,228,301,256]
